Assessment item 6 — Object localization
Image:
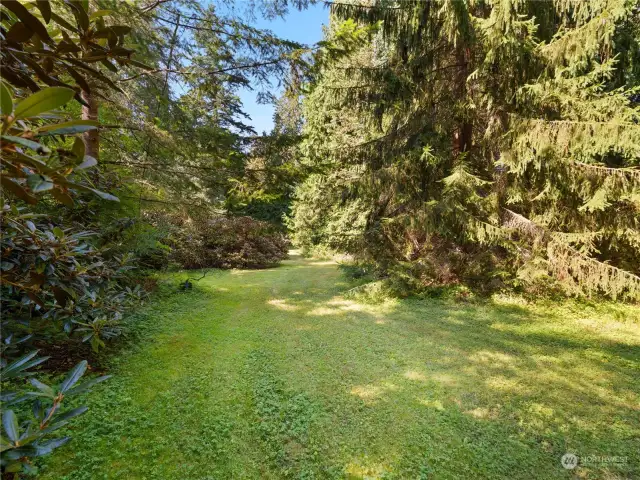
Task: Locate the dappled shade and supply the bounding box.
[40,254,640,479]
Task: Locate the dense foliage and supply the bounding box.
[1,353,109,475]
[289,0,640,300]
[149,212,289,269]
[0,1,149,473]
[91,0,311,212]
[2,0,638,475]
[1,0,304,475]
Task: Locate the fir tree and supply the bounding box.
[290,0,640,299]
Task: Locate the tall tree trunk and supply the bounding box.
[454,47,472,155]
[81,89,99,160]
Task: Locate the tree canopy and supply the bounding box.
[289,0,640,300]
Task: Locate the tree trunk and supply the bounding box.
[453,47,472,155]
[81,89,99,160]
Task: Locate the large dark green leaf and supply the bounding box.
[0,351,49,380]
[27,291,45,307]
[90,188,119,202]
[65,65,91,93]
[14,87,75,120]
[72,136,85,159]
[2,410,19,443]
[109,25,131,36]
[50,11,78,33]
[52,188,75,206]
[2,0,52,44]
[0,66,40,92]
[65,375,111,396]
[66,0,90,32]
[3,445,39,461]
[65,181,120,202]
[0,81,13,116]
[89,10,114,21]
[15,56,66,92]
[52,285,72,306]
[52,406,88,423]
[0,176,38,204]
[6,22,33,42]
[1,135,50,154]
[100,58,118,73]
[59,360,87,393]
[76,155,97,170]
[37,120,100,136]
[32,437,71,456]
[35,0,52,23]
[11,150,51,171]
[28,378,55,398]
[64,57,123,92]
[27,174,54,192]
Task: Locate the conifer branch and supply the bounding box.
[118,57,295,82]
[573,162,640,181]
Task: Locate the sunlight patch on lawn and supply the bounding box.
[429,372,459,386]
[344,458,389,478]
[465,406,500,419]
[307,306,342,316]
[418,398,445,410]
[326,298,364,309]
[526,402,555,418]
[326,297,397,319]
[350,382,399,401]
[485,375,530,394]
[230,268,278,275]
[305,297,395,321]
[531,354,562,365]
[573,316,640,343]
[307,299,369,317]
[403,370,428,381]
[267,298,301,311]
[468,350,518,365]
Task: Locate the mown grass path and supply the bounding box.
[42,253,640,479]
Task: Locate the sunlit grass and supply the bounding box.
[40,254,639,479]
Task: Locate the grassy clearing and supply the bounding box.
[40,253,639,479]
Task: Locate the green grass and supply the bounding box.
[40,253,640,479]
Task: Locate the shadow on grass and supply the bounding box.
[235,257,640,479]
[41,253,638,480]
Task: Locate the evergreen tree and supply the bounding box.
[226,92,307,225]
[290,0,640,299]
[89,0,311,209]
[501,0,640,299]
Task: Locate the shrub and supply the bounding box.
[0,208,145,355]
[159,213,289,270]
[0,85,148,357]
[0,353,109,476]
[1,3,147,474]
[97,216,172,271]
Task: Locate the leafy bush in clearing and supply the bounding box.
[150,212,289,269]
